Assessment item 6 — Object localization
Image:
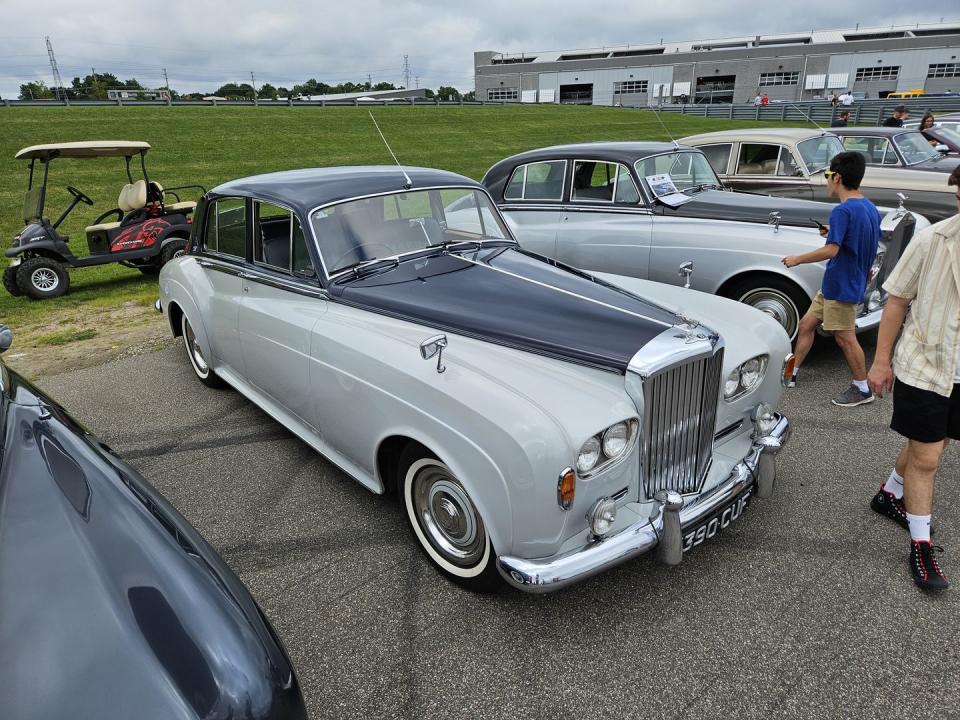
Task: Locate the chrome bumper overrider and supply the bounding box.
[817,307,883,336]
[497,414,791,593]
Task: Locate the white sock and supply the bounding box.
[883,470,904,499]
[906,512,931,543]
[853,379,869,393]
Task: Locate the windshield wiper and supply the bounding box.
[684,183,722,194]
[334,256,401,282]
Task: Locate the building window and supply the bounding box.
[613,80,649,94]
[854,66,900,82]
[928,63,960,79]
[487,87,519,101]
[758,71,799,86]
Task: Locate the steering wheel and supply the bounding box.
[331,243,395,273]
[66,186,94,206]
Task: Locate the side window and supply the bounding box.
[700,144,732,174]
[205,198,246,258]
[503,160,566,201]
[842,136,888,165]
[252,200,314,275]
[736,144,781,175]
[572,161,639,203]
[881,141,900,166]
[777,151,801,177]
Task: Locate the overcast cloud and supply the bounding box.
[1,0,958,97]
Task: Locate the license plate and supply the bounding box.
[682,486,752,553]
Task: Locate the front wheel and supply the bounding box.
[728,277,809,342]
[3,266,23,297]
[181,314,225,388]
[400,446,501,593]
[16,257,70,300]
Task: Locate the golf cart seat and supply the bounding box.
[85,181,147,235]
[149,182,197,214]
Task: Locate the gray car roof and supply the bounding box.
[829,127,925,137]
[680,127,834,145]
[210,166,485,215]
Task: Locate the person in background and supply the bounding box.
[761,93,769,106]
[754,93,762,107]
[919,111,939,147]
[831,110,851,127]
[831,93,839,107]
[782,151,881,407]
[883,104,910,128]
[866,165,960,592]
[840,91,855,106]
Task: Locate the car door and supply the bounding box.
[196,197,247,372]
[725,143,813,199]
[238,200,326,425]
[555,159,652,278]
[496,159,566,257]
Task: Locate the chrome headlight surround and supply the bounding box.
[723,355,769,402]
[575,418,639,478]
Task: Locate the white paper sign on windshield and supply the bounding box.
[644,173,692,207]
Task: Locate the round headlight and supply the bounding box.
[724,368,741,398]
[587,497,617,537]
[602,422,629,459]
[577,436,601,474]
[740,357,763,390]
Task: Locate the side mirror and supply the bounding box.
[0,325,12,353]
[935,144,950,154]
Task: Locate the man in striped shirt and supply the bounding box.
[867,165,960,592]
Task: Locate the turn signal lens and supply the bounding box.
[557,468,576,510]
[781,353,796,387]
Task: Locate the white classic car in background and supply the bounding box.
[482,142,925,340]
[159,165,793,593]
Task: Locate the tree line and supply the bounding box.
[18,73,473,101]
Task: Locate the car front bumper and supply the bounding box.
[497,413,791,593]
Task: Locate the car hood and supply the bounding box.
[654,189,829,228]
[0,368,306,720]
[331,246,681,374]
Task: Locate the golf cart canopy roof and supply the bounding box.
[15,141,151,160]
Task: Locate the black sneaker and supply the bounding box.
[910,541,949,591]
[871,487,908,530]
[831,384,875,407]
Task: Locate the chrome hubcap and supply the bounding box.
[413,468,486,567]
[31,268,58,291]
[740,289,798,339]
[172,249,185,258]
[183,320,209,373]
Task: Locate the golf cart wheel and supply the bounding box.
[16,257,69,300]
[181,314,225,388]
[161,238,188,265]
[3,267,23,297]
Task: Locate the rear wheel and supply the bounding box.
[727,277,809,342]
[16,257,69,300]
[160,238,188,265]
[399,446,501,593]
[3,266,23,297]
[181,314,225,388]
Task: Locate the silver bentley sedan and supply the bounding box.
[159,166,792,593]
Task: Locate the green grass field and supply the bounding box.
[0,105,814,335]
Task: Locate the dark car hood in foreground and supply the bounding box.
[331,246,681,373]
[0,367,306,720]
[655,189,832,228]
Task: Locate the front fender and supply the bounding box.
[5,240,65,259]
[159,268,213,364]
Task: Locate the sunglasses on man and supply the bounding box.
[823,170,837,180]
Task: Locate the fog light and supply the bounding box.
[866,289,883,312]
[753,403,777,435]
[587,497,617,537]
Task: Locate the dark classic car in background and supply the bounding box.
[906,113,960,155]
[0,327,306,720]
[681,127,958,221]
[830,127,960,173]
[481,142,922,340]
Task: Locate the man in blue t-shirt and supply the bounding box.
[782,151,881,407]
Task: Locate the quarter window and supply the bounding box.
[253,200,314,275]
[699,144,732,174]
[204,198,246,258]
[571,161,639,203]
[504,160,566,201]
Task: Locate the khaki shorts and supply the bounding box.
[809,291,857,332]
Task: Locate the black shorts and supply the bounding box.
[890,379,960,443]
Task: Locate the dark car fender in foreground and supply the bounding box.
[0,361,306,720]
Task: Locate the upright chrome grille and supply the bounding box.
[642,349,724,497]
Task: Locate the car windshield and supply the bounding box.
[894,132,941,165]
[932,125,960,147]
[310,187,513,275]
[797,135,844,173]
[634,151,722,193]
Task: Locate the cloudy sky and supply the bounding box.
[1,0,958,97]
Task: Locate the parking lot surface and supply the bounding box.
[39,333,959,720]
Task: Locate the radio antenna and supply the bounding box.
[650,106,680,149]
[787,102,829,134]
[368,111,412,189]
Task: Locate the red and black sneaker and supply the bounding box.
[910,541,949,591]
[871,487,908,531]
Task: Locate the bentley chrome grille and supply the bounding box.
[642,349,724,497]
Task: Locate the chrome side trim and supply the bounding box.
[497,414,790,593]
[195,256,244,276]
[197,256,328,299]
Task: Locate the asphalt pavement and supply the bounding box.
[39,331,959,720]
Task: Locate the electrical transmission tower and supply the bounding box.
[402,55,410,89]
[45,36,65,101]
